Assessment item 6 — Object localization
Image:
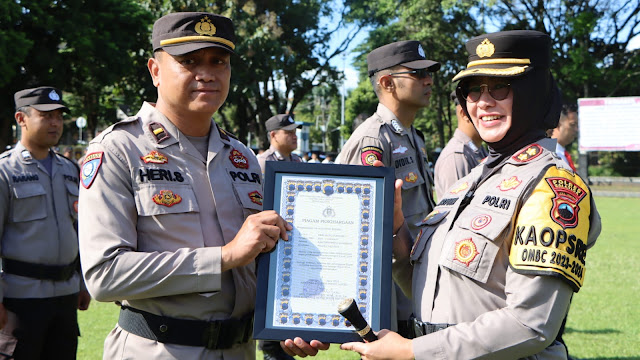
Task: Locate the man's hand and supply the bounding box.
[0,303,7,330]
[280,337,330,357]
[341,329,414,360]
[221,210,292,271]
[77,290,91,311]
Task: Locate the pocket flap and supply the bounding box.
[12,182,46,199]
[456,210,512,241]
[439,233,500,284]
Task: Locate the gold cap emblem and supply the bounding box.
[195,16,216,36]
[476,38,495,58]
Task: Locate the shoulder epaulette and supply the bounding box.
[415,128,426,141]
[219,127,238,141]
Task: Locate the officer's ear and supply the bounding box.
[378,74,394,93]
[148,53,162,87]
[14,109,27,128]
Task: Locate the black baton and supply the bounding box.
[337,298,377,342]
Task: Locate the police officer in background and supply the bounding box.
[0,86,91,359]
[433,90,487,200]
[78,12,290,359]
[257,114,302,174]
[256,113,302,360]
[335,40,440,337]
[549,104,579,172]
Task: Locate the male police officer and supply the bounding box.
[78,13,290,359]
[257,114,302,174]
[433,90,487,200]
[335,40,440,336]
[0,86,91,359]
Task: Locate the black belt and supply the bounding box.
[118,306,253,350]
[2,256,79,281]
[411,317,454,337]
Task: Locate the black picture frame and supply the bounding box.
[254,161,394,344]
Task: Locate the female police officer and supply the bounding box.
[285,30,602,359]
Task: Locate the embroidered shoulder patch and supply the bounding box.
[360,146,383,166]
[513,144,542,162]
[81,152,104,189]
[141,150,168,164]
[229,149,249,169]
[509,166,592,291]
[449,182,469,194]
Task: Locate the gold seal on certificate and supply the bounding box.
[254,162,394,344]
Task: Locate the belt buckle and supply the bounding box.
[204,321,221,349]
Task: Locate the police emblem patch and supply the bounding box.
[360,146,383,166]
[229,149,249,169]
[450,182,469,194]
[471,214,492,230]
[498,176,522,191]
[454,238,479,266]
[81,152,104,189]
[476,38,495,58]
[404,172,418,183]
[141,150,168,164]
[152,190,182,207]
[513,144,542,162]
[195,16,216,36]
[249,190,263,206]
[546,177,587,228]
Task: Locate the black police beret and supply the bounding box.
[452,30,551,82]
[367,40,440,77]
[266,114,301,132]
[14,86,68,112]
[152,12,236,56]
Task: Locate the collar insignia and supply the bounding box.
[229,148,249,169]
[471,214,492,230]
[391,119,404,133]
[513,144,542,162]
[546,177,587,228]
[21,150,32,161]
[81,152,104,189]
[405,172,418,183]
[476,38,495,58]
[148,122,170,143]
[195,16,216,36]
[141,150,168,164]
[498,176,522,191]
[249,190,263,206]
[152,190,182,207]
[454,238,479,266]
[450,181,469,194]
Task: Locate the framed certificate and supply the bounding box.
[254,161,394,344]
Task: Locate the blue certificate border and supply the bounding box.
[254,162,394,344]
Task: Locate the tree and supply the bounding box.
[0,0,153,150]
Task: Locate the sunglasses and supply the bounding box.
[387,68,432,79]
[461,83,511,102]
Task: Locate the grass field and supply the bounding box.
[77,196,640,359]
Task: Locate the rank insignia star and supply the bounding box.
[513,144,542,162]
